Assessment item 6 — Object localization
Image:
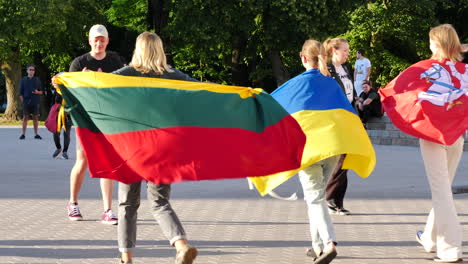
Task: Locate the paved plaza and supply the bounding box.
[0,126,467,264]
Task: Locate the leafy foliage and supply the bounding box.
[344,0,438,88]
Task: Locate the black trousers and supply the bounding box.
[326,154,348,208]
[359,105,382,123]
[53,120,72,152]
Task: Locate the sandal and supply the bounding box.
[175,244,198,264]
[314,248,337,264]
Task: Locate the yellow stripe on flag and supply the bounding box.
[250,109,376,196]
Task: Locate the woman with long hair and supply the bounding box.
[323,37,356,216]
[113,32,198,264]
[415,24,465,263]
[274,39,341,264]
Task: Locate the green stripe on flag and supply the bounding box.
[61,86,289,134]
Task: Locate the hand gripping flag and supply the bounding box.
[54,72,307,186]
[249,69,376,195]
[379,59,468,145]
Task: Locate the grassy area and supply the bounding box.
[0,113,45,126]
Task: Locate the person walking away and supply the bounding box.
[113,32,198,264]
[294,39,340,264]
[415,24,465,263]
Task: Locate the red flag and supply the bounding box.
[379,59,468,145]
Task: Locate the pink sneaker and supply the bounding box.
[67,202,83,221]
[101,209,118,225]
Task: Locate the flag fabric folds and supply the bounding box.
[54,72,307,186]
[379,59,468,145]
[249,69,376,195]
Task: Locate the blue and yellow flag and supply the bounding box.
[250,69,376,195]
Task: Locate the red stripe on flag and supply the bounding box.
[78,115,306,184]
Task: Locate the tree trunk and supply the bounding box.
[147,0,167,34]
[269,49,290,87]
[1,51,22,121]
[231,34,249,86]
[147,0,172,64]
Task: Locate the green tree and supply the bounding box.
[165,0,357,90]
[344,0,439,88]
[0,0,111,120]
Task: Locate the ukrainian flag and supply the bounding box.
[250,69,376,195]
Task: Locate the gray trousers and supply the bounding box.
[298,156,339,251]
[118,182,187,253]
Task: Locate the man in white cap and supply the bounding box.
[66,24,124,224]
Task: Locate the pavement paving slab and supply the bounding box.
[0,127,467,264]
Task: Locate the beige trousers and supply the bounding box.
[419,136,464,259]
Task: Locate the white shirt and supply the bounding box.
[354,58,371,95]
[336,65,354,103]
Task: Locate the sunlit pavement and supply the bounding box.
[1,127,467,264]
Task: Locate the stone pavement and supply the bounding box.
[0,126,467,264]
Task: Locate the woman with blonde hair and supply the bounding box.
[274,39,341,264]
[323,37,355,216]
[415,24,465,263]
[113,32,198,264]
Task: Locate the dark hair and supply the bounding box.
[362,80,371,86]
[27,64,35,69]
[357,49,365,56]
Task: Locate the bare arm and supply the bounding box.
[363,98,373,106]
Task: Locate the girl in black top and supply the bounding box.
[323,37,356,216]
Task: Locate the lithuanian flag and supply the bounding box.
[249,69,376,195]
[54,72,306,186]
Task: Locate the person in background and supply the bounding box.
[19,64,43,140]
[353,49,371,96]
[355,80,382,128]
[113,32,198,264]
[323,37,355,216]
[415,24,465,264]
[66,24,124,224]
[51,87,72,159]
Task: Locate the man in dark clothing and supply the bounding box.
[355,80,383,126]
[19,64,43,140]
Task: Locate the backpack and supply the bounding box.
[45,103,61,133]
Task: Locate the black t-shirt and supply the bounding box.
[359,90,382,115]
[69,51,124,72]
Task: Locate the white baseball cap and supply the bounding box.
[89,24,108,38]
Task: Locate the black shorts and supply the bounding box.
[23,103,39,116]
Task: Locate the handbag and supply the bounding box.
[45,103,61,133]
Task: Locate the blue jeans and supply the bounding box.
[298,156,339,251]
[118,182,187,253]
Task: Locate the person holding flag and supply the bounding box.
[112,32,198,264]
[293,39,341,264]
[380,24,466,263]
[246,35,376,263]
